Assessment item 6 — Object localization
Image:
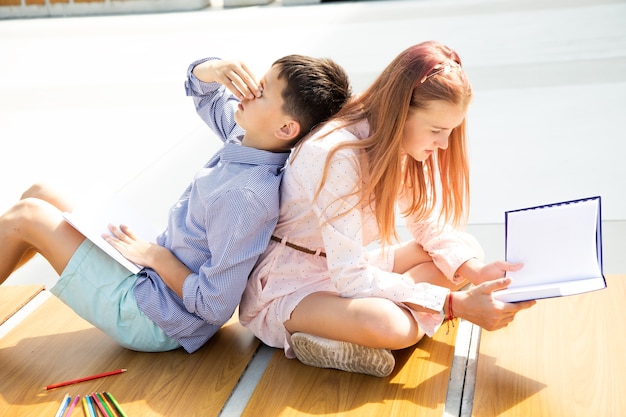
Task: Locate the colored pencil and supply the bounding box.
[91,393,112,417]
[63,395,80,416]
[81,396,92,417]
[45,369,127,390]
[103,392,128,417]
[100,392,118,417]
[96,392,115,417]
[85,395,98,417]
[53,394,71,417]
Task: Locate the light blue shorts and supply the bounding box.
[51,240,180,352]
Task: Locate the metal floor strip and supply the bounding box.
[444,319,481,417]
[219,344,275,417]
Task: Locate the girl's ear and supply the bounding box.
[275,120,301,142]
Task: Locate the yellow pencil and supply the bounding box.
[82,395,93,417]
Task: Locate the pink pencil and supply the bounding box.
[45,369,127,390]
[63,395,80,416]
[90,393,112,417]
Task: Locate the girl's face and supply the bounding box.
[401,100,467,162]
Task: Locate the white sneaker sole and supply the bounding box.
[291,332,395,377]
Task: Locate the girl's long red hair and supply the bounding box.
[312,41,473,247]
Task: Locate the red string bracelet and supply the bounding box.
[446,292,456,334]
[448,292,455,321]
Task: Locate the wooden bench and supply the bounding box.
[470,274,626,417]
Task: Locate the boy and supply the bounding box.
[0,55,351,353]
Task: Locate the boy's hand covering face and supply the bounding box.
[210,60,263,100]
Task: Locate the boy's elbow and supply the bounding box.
[197,298,238,326]
[211,306,237,326]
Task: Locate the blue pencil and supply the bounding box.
[91,393,112,417]
[53,394,71,417]
[85,394,98,417]
[64,395,80,416]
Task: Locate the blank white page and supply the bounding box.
[505,198,602,289]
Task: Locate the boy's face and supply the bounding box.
[235,64,291,149]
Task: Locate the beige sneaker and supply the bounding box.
[291,332,395,377]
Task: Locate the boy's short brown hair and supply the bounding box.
[273,55,352,142]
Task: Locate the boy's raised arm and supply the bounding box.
[192,59,262,100]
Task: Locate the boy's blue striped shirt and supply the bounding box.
[133,58,289,353]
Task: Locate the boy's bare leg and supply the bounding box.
[7,182,78,271]
[0,194,84,283]
[20,182,77,212]
[14,248,38,271]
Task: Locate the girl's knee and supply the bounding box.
[358,303,423,349]
[418,261,446,280]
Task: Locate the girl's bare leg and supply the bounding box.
[285,292,425,350]
[405,261,468,291]
[393,240,468,291]
[285,240,466,351]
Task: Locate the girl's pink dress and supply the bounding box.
[240,120,483,357]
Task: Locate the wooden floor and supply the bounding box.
[0,284,43,325]
[0,285,459,417]
[242,324,459,417]
[1,277,625,416]
[0,295,259,417]
[471,274,626,417]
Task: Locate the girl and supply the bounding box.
[240,41,535,377]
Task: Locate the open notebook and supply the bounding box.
[493,196,606,302]
[62,196,161,274]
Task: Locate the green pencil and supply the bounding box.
[96,392,115,417]
[104,391,128,417]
